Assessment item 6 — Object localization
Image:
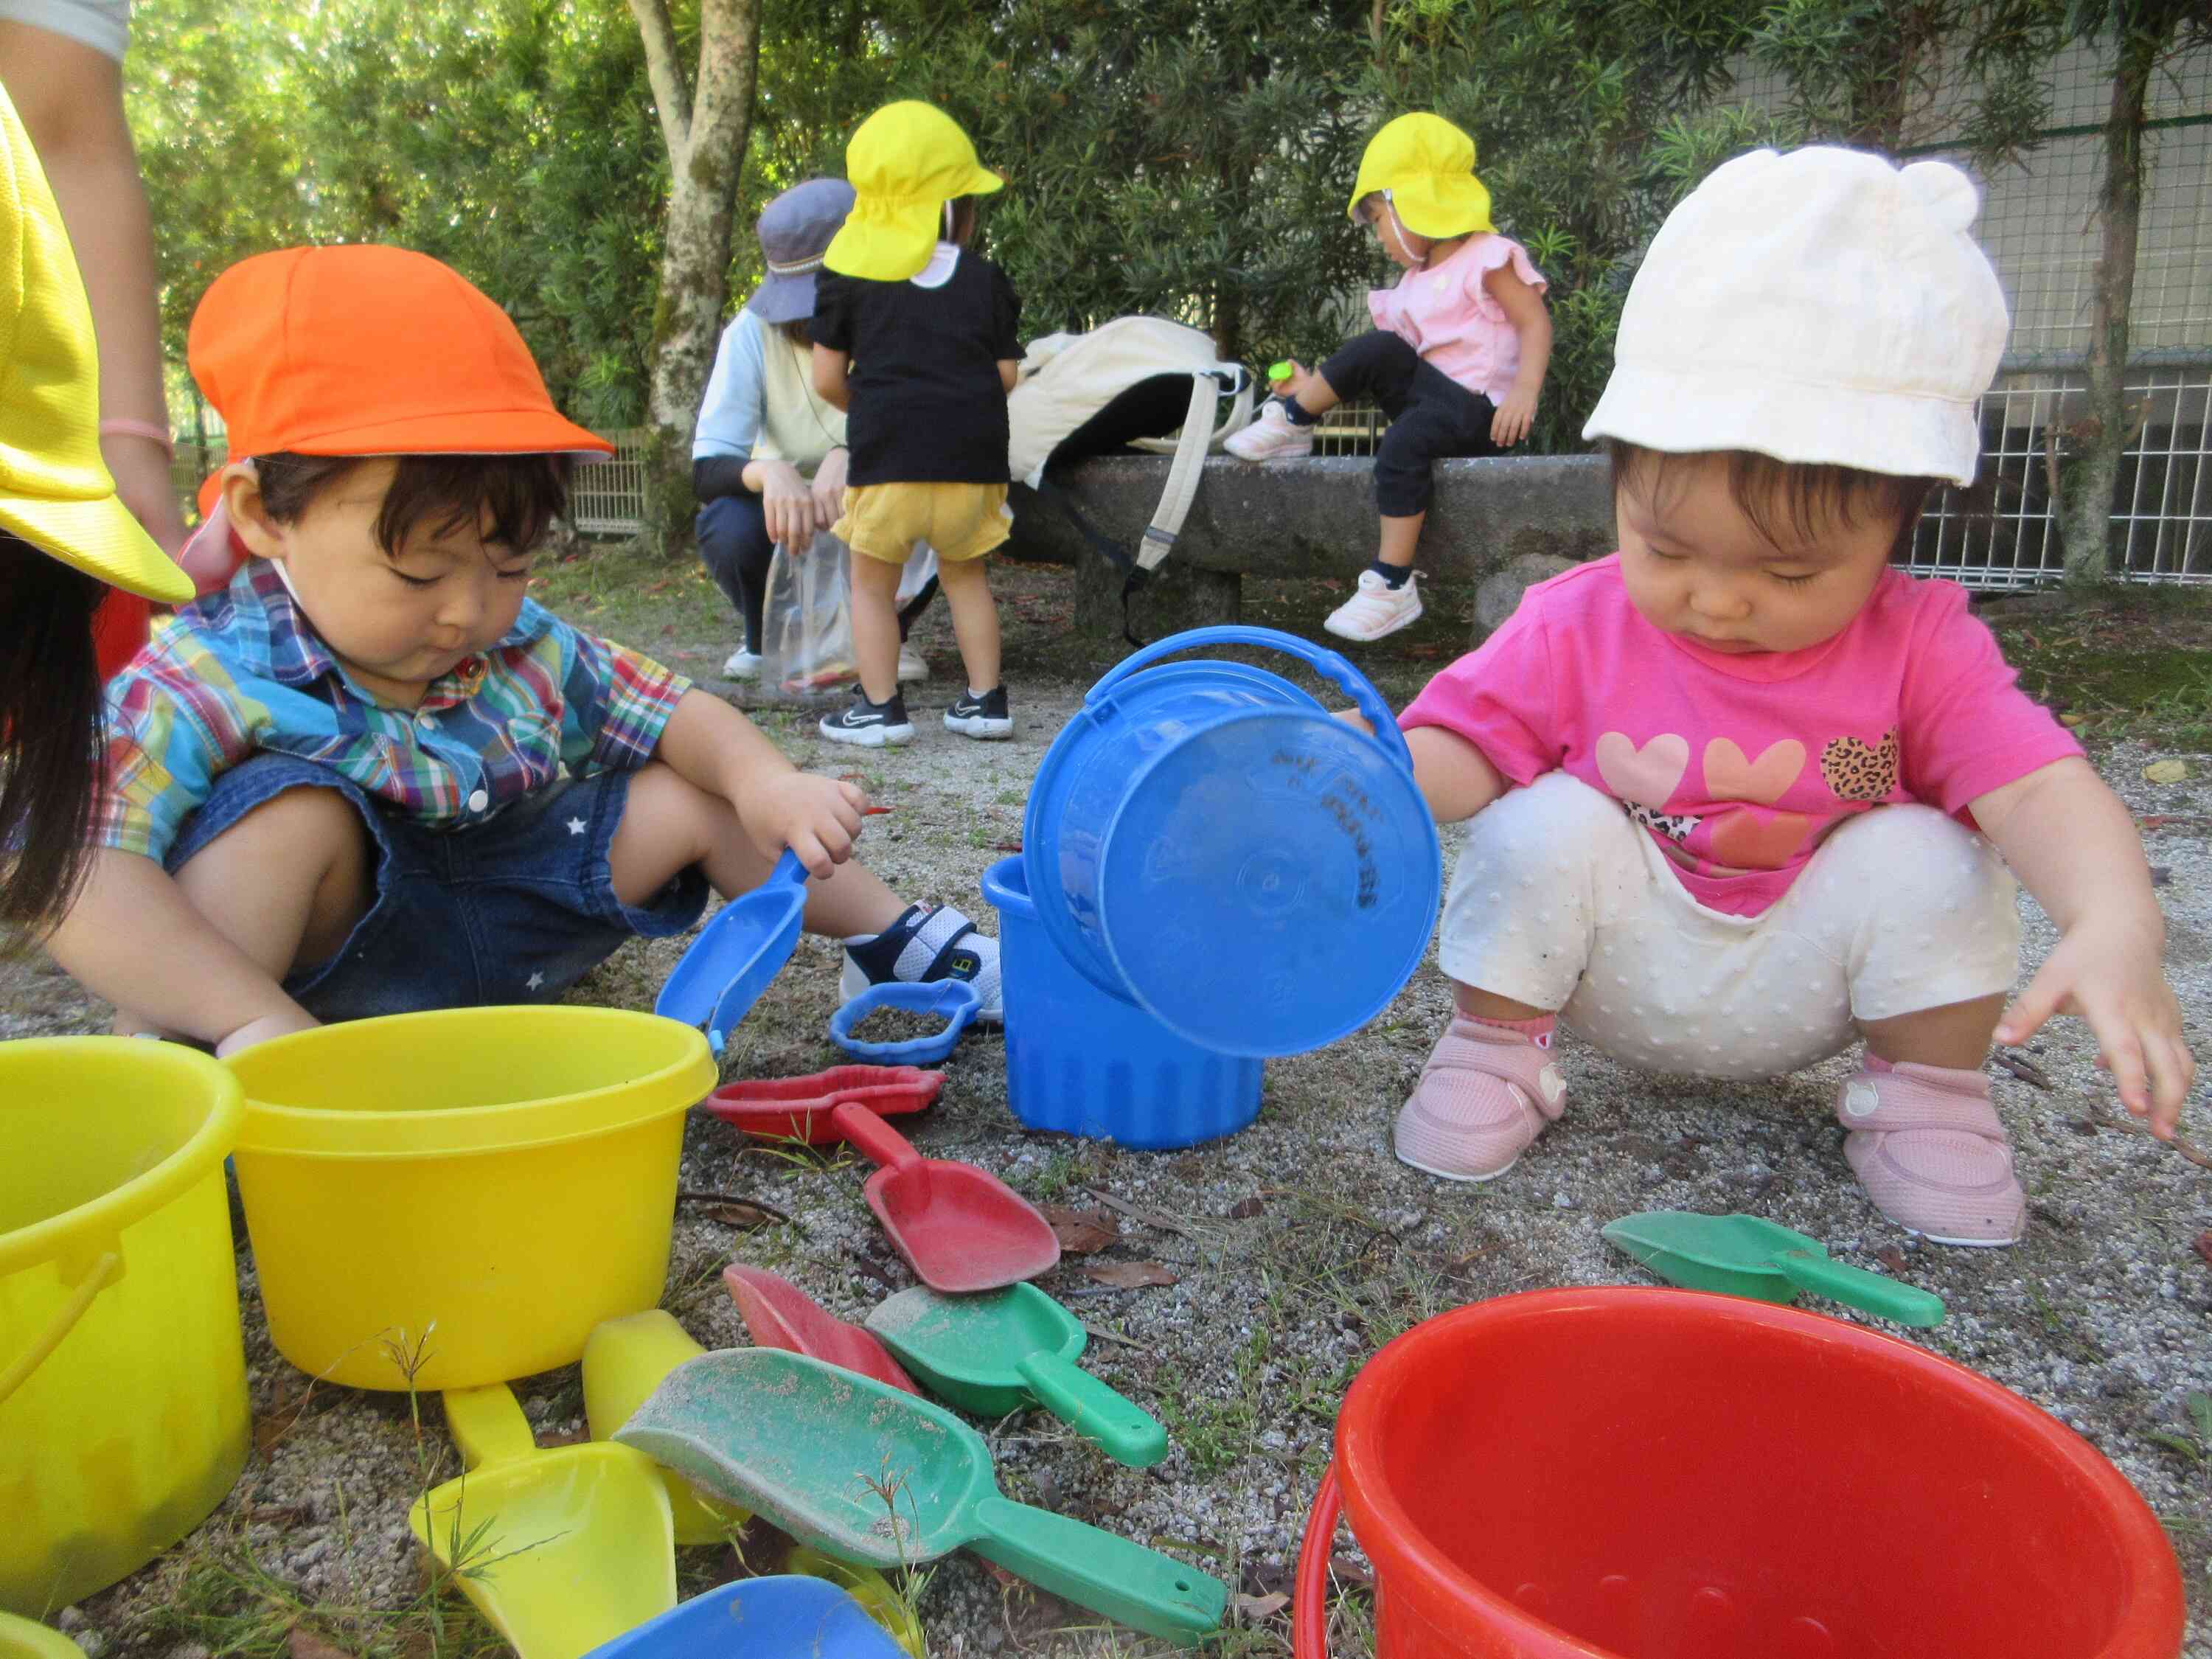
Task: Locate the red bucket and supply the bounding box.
[1294,1290,2183,1659]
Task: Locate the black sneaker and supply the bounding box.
[841,902,1003,1022]
[943,684,1013,740]
[819,689,914,747]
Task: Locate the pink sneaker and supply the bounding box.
[1394,1018,1565,1180]
[1837,1061,2025,1245]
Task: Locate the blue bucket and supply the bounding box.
[1023,627,1440,1059]
[582,1576,905,1659]
[984,858,1262,1148]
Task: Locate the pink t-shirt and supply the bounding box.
[1367,233,1546,406]
[1399,557,2082,917]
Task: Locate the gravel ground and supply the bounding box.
[12,563,2210,1658]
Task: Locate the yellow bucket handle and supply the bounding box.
[0,1249,122,1405]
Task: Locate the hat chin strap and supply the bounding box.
[1384,195,1432,268]
[943,201,954,241]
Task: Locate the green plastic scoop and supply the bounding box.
[1602,1211,1945,1326]
[613,1349,1225,1646]
[865,1282,1168,1467]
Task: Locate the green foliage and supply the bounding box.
[129,0,2136,458]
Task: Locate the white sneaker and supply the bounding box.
[1222,399,1314,461]
[721,646,762,680]
[897,643,928,683]
[1324,570,1423,642]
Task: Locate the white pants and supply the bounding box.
[1439,773,2021,1080]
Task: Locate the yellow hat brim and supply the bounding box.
[0,490,192,605]
[824,167,1003,282]
[1388,175,1494,240]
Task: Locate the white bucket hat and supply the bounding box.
[1583,146,2008,486]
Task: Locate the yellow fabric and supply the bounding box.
[0,88,189,603]
[1348,113,1495,240]
[824,102,1004,282]
[751,323,846,473]
[835,481,1009,563]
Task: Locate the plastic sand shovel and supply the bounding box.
[723,1265,920,1394]
[656,849,810,1054]
[708,1069,1057,1293]
[409,1383,675,1659]
[866,1283,1168,1467]
[1603,1211,1947,1327]
[614,1349,1227,1647]
[703,1065,942,1146]
[582,1311,750,1544]
[580,1577,908,1659]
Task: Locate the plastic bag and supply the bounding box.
[760,533,857,698]
[759,536,937,700]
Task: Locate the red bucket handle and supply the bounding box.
[1293,1465,1343,1659]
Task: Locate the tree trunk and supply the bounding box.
[629,0,764,558]
[2061,18,2159,585]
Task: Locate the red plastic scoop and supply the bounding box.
[722,1264,919,1394]
[704,1067,1059,1295]
[703,1065,942,1144]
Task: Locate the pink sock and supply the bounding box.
[1470,1013,1556,1049]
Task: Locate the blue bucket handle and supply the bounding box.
[1087,625,1413,775]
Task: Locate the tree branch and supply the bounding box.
[627,0,693,166]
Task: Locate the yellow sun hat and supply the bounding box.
[1348,112,1495,241]
[0,87,189,603]
[824,101,1004,282]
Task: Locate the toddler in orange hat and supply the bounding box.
[45,245,1000,1051]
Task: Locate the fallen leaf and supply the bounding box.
[1876,1246,1908,1275]
[288,1630,355,1659]
[2194,1232,2212,1270]
[642,578,672,595]
[1992,1051,2053,1091]
[1042,1205,1120,1253]
[2058,712,2087,728]
[1083,1261,1179,1290]
[991,838,1023,853]
[1228,1195,1267,1220]
[2143,759,2191,785]
[540,1427,591,1447]
[1236,1592,1291,1622]
[1329,1554,1375,1590]
[2150,866,2172,887]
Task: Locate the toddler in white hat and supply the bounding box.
[1378,147,2192,1244]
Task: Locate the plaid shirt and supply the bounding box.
[99,561,692,862]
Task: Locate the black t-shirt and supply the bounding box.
[810,251,1023,486]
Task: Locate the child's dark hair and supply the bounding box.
[254,452,574,558]
[1605,440,1935,562]
[0,535,105,942]
[945,195,979,246]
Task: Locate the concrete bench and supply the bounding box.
[1003,453,1618,639]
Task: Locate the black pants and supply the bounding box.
[1318,330,1499,517]
[695,486,935,653]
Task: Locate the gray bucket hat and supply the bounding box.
[746,178,857,324]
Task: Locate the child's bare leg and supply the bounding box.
[1455,984,1551,1021]
[847,551,905,705]
[610,761,904,938]
[1859,994,2007,1070]
[1377,510,1425,573]
[114,786,370,1035]
[936,554,1001,692]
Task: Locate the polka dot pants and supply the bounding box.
[1438,773,2021,1081]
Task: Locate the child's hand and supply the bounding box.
[1996,916,2196,1135]
[1491,387,1538,447]
[743,770,869,879]
[1273,360,1313,401]
[810,448,849,534]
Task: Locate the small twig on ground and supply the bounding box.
[1992,1051,2053,1090]
[1079,1322,1150,1351]
[1079,1186,1194,1236]
[2090,1111,2212,1172]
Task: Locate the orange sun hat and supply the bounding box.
[187,245,614,493]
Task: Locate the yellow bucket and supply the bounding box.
[226,1007,714,1391]
[0,1613,86,1659]
[0,1039,248,1617]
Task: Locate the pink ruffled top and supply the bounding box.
[1367,233,1546,405]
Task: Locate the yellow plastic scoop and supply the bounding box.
[409,1383,675,1659]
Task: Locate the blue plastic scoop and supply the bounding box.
[655,850,810,1054]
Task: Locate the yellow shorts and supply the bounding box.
[835,481,1012,565]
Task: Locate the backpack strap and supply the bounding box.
[1135,372,1220,574]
